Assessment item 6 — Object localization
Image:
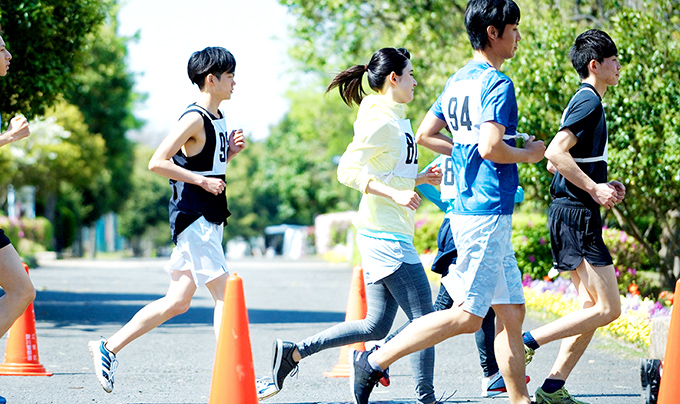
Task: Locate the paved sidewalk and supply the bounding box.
[0,257,643,403]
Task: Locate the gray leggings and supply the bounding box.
[296,262,435,404]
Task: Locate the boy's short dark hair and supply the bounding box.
[569,29,618,79]
[187,47,236,89]
[465,0,520,50]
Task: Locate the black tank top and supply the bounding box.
[168,104,231,243]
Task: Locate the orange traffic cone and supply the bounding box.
[658,278,680,403]
[323,265,368,378]
[209,273,257,404]
[0,263,52,376]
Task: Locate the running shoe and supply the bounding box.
[349,348,383,404]
[256,376,279,401]
[88,339,118,393]
[535,386,588,404]
[525,344,535,365]
[482,372,531,397]
[271,339,298,391]
[640,358,661,404]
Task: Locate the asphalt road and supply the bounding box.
[0,257,643,403]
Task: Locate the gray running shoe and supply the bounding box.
[271,339,298,391]
[349,348,383,404]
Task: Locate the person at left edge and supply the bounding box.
[0,29,36,404]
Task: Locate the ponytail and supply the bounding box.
[326,65,367,107]
[326,47,411,107]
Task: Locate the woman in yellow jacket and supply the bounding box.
[270,48,443,404]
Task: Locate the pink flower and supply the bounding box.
[614,268,621,278]
[627,268,637,277]
[539,237,546,245]
[528,255,535,263]
[620,231,628,243]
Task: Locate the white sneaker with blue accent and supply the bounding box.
[88,339,118,393]
[256,376,279,401]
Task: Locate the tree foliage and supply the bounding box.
[280,0,680,285]
[64,9,141,220]
[224,87,360,241]
[117,145,170,256]
[0,0,111,120]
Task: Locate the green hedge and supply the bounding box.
[0,216,53,266]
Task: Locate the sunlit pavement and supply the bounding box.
[0,257,642,403]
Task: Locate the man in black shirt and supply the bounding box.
[521,30,626,404]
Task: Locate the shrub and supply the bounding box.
[602,227,657,298]
[413,212,444,254]
[512,212,553,279]
[0,216,53,266]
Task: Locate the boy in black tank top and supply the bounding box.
[521,30,626,404]
[89,47,246,394]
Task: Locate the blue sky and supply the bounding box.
[118,0,293,146]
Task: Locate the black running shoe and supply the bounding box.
[349,348,383,404]
[272,339,298,391]
[640,358,661,404]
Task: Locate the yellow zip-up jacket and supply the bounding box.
[337,94,416,237]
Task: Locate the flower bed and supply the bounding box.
[523,275,673,349]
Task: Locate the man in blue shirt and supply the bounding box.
[349,1,545,403]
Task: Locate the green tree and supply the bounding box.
[280,0,680,284]
[224,87,360,240]
[65,9,142,221]
[5,101,110,250]
[0,0,110,120]
[117,145,170,257]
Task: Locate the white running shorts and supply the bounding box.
[164,216,228,287]
[442,214,524,318]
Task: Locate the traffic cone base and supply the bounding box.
[324,266,367,378]
[0,263,52,377]
[0,362,51,376]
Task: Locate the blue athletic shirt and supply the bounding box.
[430,60,519,215]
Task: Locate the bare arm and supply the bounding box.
[0,116,30,148]
[415,111,452,155]
[365,180,421,211]
[545,128,621,208]
[478,121,545,164]
[415,165,443,186]
[148,114,226,195]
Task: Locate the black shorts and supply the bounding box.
[548,199,612,271]
[0,229,11,249]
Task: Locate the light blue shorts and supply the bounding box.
[443,214,524,318]
[356,232,421,285]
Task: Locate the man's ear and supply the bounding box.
[206,73,215,87]
[487,25,498,42]
[588,59,599,76]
